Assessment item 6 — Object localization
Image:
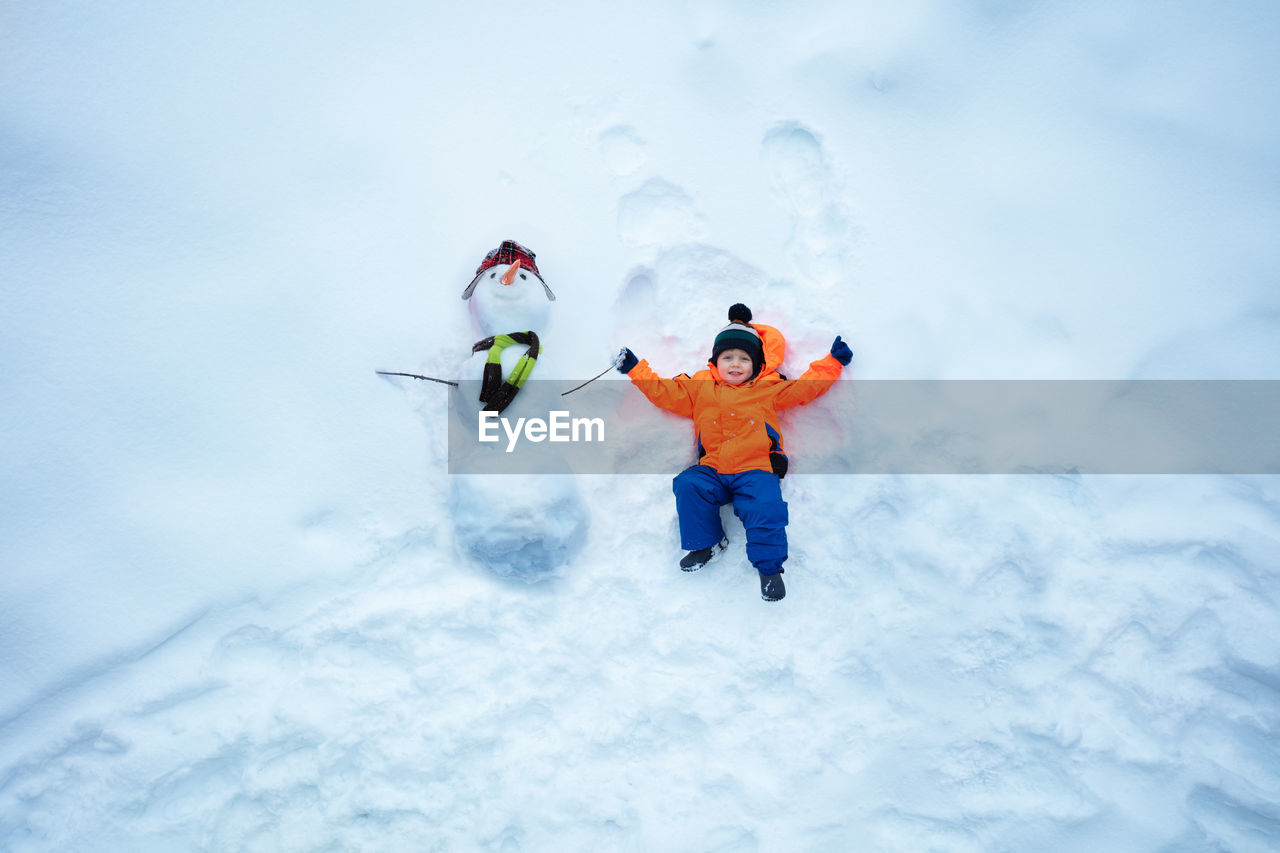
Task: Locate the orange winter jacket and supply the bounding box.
[627,323,843,476]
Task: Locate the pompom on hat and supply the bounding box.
[711,303,764,379]
[461,239,556,302]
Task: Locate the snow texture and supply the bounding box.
[3,1,1280,850]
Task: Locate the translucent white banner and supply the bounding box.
[446,380,1280,475]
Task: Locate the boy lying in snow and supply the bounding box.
[618,303,851,601]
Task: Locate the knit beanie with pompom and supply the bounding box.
[711,303,764,379]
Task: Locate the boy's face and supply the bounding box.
[716,348,754,385]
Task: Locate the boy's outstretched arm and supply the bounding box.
[775,336,851,410]
[616,347,696,418]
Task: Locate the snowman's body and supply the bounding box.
[449,244,587,580]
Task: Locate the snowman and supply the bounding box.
[448,240,588,580]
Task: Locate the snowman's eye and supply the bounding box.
[520,273,527,280]
[489,272,496,278]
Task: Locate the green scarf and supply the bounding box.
[471,331,540,414]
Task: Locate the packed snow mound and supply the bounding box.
[449,474,588,580]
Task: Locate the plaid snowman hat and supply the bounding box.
[461,239,556,301]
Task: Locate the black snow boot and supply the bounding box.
[679,536,728,572]
[759,571,786,602]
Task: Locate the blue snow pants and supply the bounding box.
[672,465,788,574]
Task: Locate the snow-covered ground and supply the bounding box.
[3,1,1280,850]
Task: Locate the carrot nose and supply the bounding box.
[500,259,522,286]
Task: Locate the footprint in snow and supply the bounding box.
[617,177,707,248]
[761,121,854,289]
[599,125,648,177]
